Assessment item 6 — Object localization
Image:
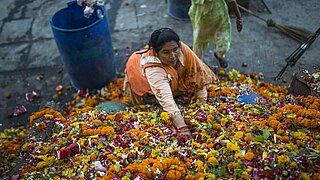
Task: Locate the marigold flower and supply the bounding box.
[195,172,205,179]
[289,161,298,169]
[231,131,244,141]
[195,160,204,172]
[293,132,310,142]
[240,171,250,180]
[227,162,239,170]
[220,117,228,126]
[299,172,310,180]
[185,175,196,180]
[212,123,222,131]
[234,153,243,159]
[276,155,290,165]
[312,173,320,180]
[166,170,182,180]
[29,108,66,126]
[226,142,240,152]
[160,111,170,122]
[207,157,219,167]
[286,143,298,152]
[244,152,255,161]
[281,135,290,142]
[244,135,252,142]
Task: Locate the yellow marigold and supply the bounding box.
[107,154,114,161]
[299,172,310,180]
[286,143,299,152]
[220,117,228,126]
[231,131,244,141]
[121,176,130,180]
[195,160,205,172]
[277,155,290,165]
[44,114,54,119]
[226,142,240,152]
[244,152,255,161]
[293,132,310,142]
[207,157,219,167]
[208,150,219,157]
[227,162,239,170]
[240,171,250,180]
[160,112,170,121]
[151,149,161,158]
[234,153,244,159]
[192,141,201,148]
[289,161,298,169]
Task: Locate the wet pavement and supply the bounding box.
[0,0,319,131]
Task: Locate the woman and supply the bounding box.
[189,0,243,68]
[124,28,218,137]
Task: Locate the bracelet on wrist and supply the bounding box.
[175,125,190,133]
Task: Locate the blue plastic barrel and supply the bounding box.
[50,1,116,90]
[167,0,191,21]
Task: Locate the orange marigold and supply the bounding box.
[244,152,255,161]
[244,136,252,143]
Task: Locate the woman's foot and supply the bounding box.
[214,53,228,68]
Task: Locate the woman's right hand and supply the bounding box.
[177,126,191,137]
[172,112,191,137]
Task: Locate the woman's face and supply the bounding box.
[156,41,181,67]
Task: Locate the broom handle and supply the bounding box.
[274,26,320,80]
[238,5,268,23]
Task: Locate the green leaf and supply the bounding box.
[264,166,271,170]
[290,121,298,131]
[217,165,226,177]
[82,149,88,155]
[114,163,120,173]
[298,128,308,132]
[287,151,296,159]
[235,169,243,176]
[254,135,265,142]
[263,128,271,140]
[144,145,152,152]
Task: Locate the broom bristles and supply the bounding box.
[274,24,313,43]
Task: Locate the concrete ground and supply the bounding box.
[0,0,319,131]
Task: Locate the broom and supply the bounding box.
[238,5,313,43]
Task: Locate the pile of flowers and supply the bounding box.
[301,66,320,95]
[1,70,320,179]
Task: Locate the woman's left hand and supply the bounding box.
[213,73,220,84]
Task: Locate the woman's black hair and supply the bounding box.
[137,28,180,54]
